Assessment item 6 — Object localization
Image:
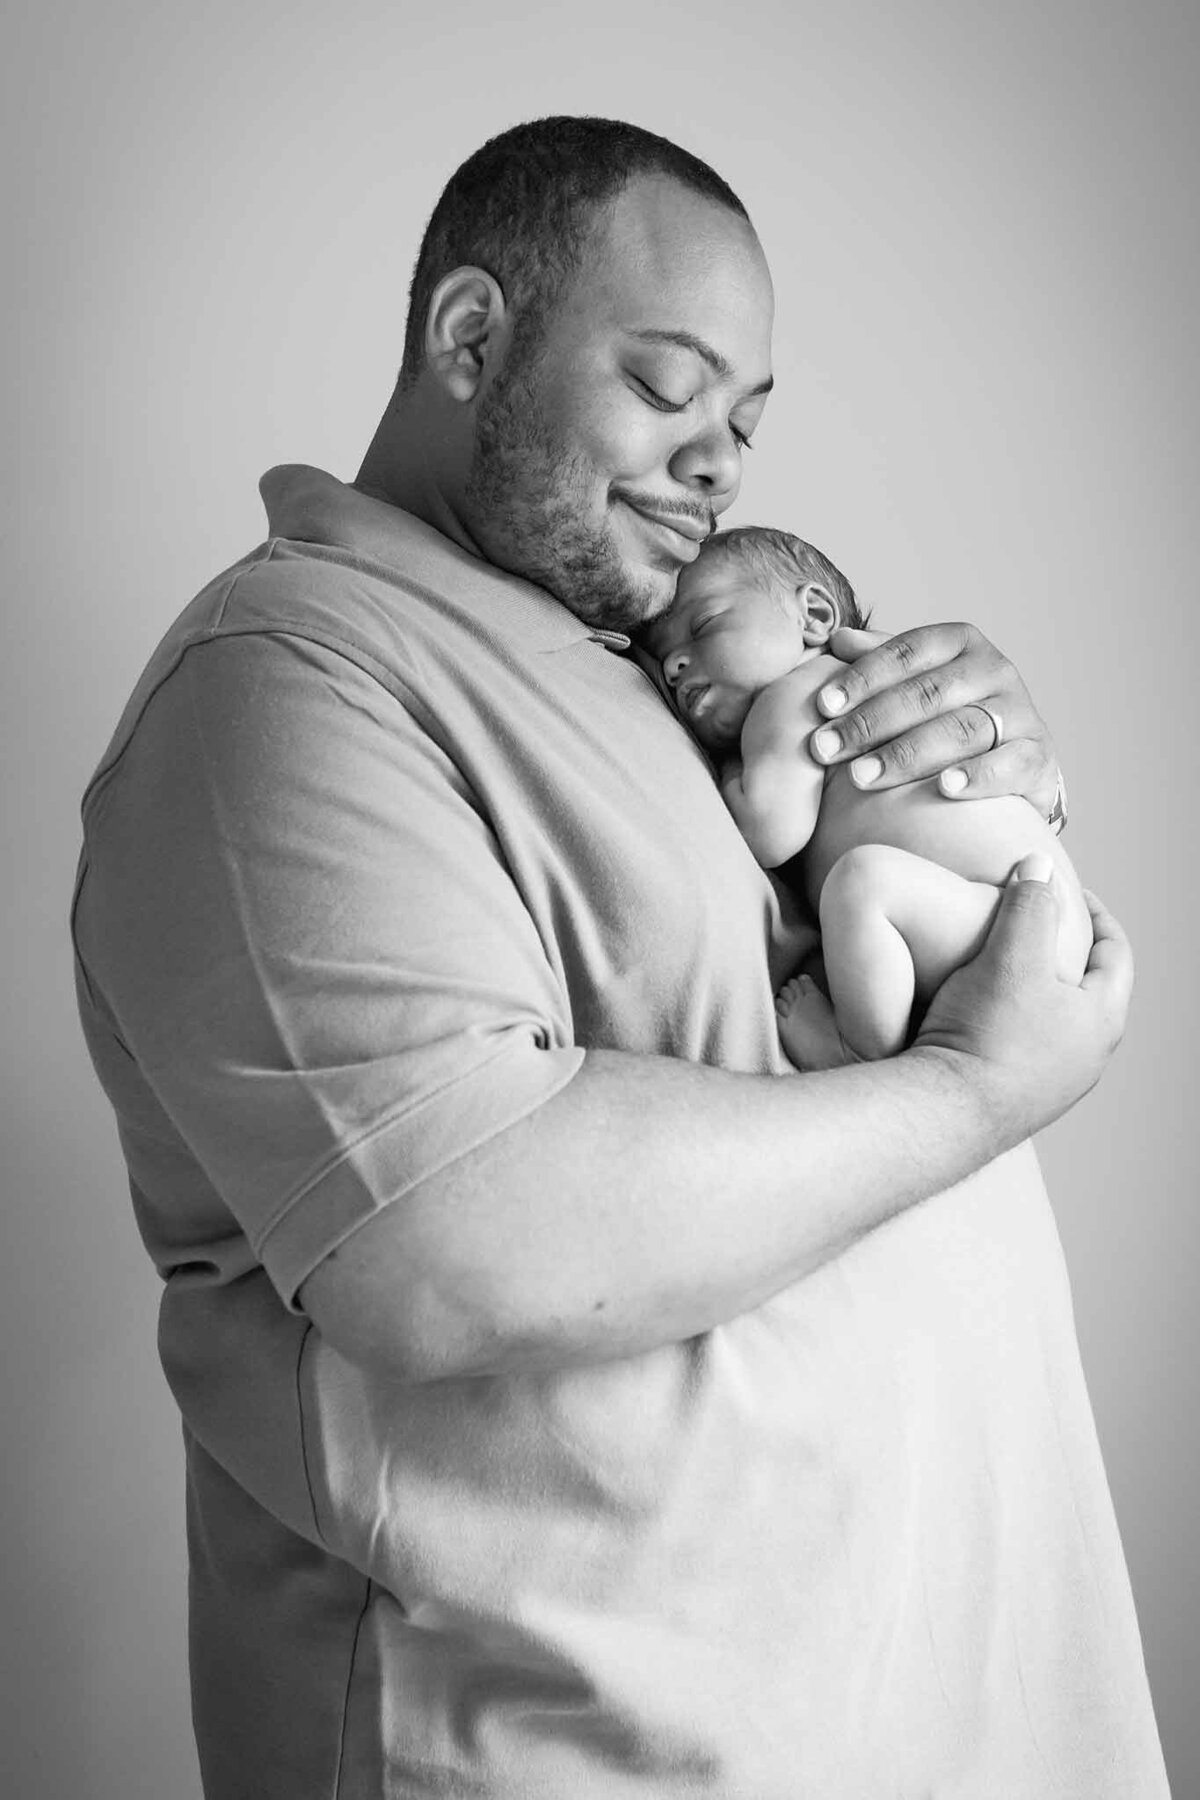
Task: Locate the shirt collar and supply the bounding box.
[260,464,631,656]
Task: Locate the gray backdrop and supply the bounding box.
[4,0,1195,1793]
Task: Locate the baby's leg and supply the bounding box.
[816,844,1002,1062]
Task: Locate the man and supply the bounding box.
[73,117,1166,1797]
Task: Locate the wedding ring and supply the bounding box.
[973,702,1004,750]
[1047,767,1069,836]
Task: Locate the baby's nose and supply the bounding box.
[663,647,689,685]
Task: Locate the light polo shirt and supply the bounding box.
[73,469,1168,1798]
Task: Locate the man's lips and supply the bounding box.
[618,498,711,557]
[634,507,709,543]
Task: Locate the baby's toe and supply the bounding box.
[775,974,808,1013]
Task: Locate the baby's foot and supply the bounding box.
[775,974,854,1070]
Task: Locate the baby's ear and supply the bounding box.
[798,580,839,645]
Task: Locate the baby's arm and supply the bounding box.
[720,655,845,868]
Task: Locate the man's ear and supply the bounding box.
[423,267,509,402]
[798,580,840,645]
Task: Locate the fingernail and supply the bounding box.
[812,727,841,762]
[851,755,883,787]
[1015,853,1053,883]
[819,685,847,715]
[940,768,969,796]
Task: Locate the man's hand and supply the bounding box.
[914,858,1134,1142]
[810,622,1059,818]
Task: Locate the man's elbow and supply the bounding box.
[742,814,811,870]
[733,783,814,869]
[297,1232,509,1384]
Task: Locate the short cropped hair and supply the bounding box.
[705,526,868,631]
[398,115,750,385]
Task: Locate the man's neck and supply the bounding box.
[356,386,482,561]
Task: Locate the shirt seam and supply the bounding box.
[260,530,593,652]
[333,1577,375,1800]
[293,1319,327,1549]
[81,617,449,820]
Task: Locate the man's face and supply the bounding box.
[645,553,809,752]
[462,175,775,633]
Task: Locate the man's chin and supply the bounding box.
[613,554,683,627]
[635,577,681,625]
[559,561,679,636]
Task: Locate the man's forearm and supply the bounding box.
[299,1042,1007,1382]
[302,873,1131,1385]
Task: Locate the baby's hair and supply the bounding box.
[704,526,868,631]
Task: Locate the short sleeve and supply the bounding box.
[76,631,585,1305]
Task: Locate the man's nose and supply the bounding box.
[668,420,743,508]
[663,647,689,685]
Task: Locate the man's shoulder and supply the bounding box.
[204,535,425,659]
[147,528,456,687]
[79,539,432,820]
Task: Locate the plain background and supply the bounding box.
[4,0,1196,1793]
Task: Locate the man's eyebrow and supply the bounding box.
[628,328,775,398]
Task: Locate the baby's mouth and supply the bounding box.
[678,680,710,719]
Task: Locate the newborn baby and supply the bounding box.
[644,527,1090,1067]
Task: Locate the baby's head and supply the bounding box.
[644,527,864,753]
